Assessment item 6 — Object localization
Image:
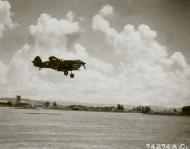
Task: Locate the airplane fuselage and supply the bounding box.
[32,56,86,78]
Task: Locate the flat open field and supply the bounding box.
[0,107,189,149]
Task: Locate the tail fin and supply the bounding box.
[32,56,42,67]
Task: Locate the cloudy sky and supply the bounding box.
[0,0,190,106]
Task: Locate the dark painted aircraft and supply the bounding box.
[32,56,86,78]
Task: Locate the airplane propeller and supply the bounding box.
[82,62,86,70]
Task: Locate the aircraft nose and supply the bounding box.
[81,61,86,69]
[80,61,85,65]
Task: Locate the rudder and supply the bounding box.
[33,56,42,67]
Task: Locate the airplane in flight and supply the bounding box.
[32,56,86,78]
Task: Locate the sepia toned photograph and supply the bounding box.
[0,0,190,148]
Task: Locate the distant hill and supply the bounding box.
[0,97,186,113]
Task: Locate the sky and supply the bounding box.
[0,0,190,106]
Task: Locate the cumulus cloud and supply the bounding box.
[99,4,114,17]
[29,13,81,52]
[0,3,190,106]
[92,4,190,106]
[66,11,75,21]
[0,0,17,38]
[0,11,117,104]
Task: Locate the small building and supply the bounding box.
[16,95,21,105]
[15,95,32,108]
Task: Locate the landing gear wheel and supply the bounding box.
[70,73,74,78]
[64,71,68,76]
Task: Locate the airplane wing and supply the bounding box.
[63,60,86,71]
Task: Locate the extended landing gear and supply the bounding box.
[64,71,74,78]
[64,71,68,76]
[70,73,74,78]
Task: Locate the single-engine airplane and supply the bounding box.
[32,56,86,78]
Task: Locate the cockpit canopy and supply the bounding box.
[49,56,60,61]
